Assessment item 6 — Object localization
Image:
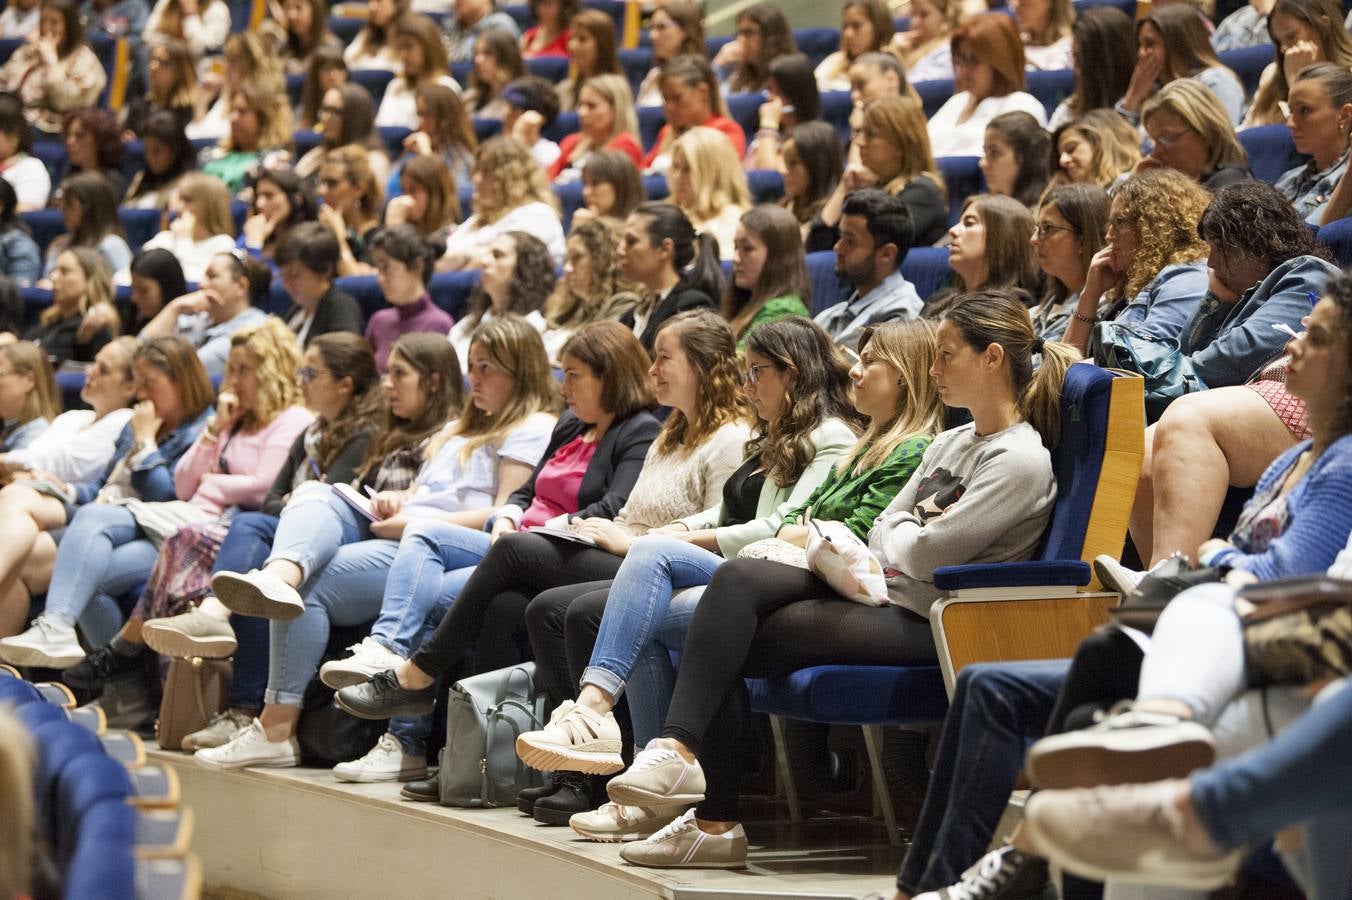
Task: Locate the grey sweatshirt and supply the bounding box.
[868,420,1057,615]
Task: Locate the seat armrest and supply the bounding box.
[933,560,1091,592]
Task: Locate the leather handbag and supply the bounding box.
[1093,321,1206,422]
[156,656,232,751]
[438,662,547,808]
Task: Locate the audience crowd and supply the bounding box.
[1,0,1352,897]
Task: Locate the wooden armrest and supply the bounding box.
[929,592,1119,696]
[130,764,180,809]
[35,681,76,708]
[136,807,194,859]
[101,730,147,768]
[69,704,106,735]
[0,663,19,678]
[136,853,202,900]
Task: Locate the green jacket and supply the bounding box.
[736,295,811,351]
[775,433,932,541]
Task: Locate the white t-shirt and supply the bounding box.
[927,91,1048,158]
[401,412,556,517]
[444,202,566,268]
[1,154,51,210]
[134,231,237,284]
[3,408,134,484]
[0,6,38,38]
[376,74,462,129]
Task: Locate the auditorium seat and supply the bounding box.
[377,126,413,158]
[32,141,67,183]
[638,105,664,151]
[527,56,570,84]
[1219,45,1275,100]
[793,28,841,68]
[726,92,763,147]
[899,246,950,301]
[555,181,584,233]
[471,117,503,144]
[502,3,533,29]
[329,15,365,44]
[641,173,670,201]
[285,73,304,109]
[20,208,65,260]
[821,90,853,144]
[1318,218,1352,266]
[120,208,164,256]
[936,156,985,225]
[1238,123,1298,185]
[913,78,953,118]
[748,364,1144,844]
[1072,0,1134,16]
[543,111,579,145]
[804,250,843,314]
[294,129,322,158]
[747,169,785,203]
[1027,68,1074,118]
[0,36,22,65]
[619,48,653,96]
[350,69,396,110]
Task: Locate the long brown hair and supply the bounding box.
[356,333,462,478]
[400,153,459,232]
[652,310,751,454]
[133,336,215,422]
[308,333,381,471]
[744,318,865,486]
[559,321,658,421]
[721,205,809,339]
[0,342,59,425]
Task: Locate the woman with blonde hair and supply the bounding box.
[1013,0,1075,71]
[1138,79,1251,191]
[1050,109,1141,188]
[549,74,642,181]
[816,0,895,91]
[25,247,114,366]
[125,39,198,135]
[40,318,312,703]
[0,341,58,452]
[1245,0,1352,126]
[200,80,295,194]
[187,30,282,141]
[376,13,460,129]
[317,145,385,277]
[442,136,565,270]
[892,0,958,82]
[542,217,641,361]
[1118,5,1246,127]
[555,8,622,112]
[1062,169,1211,357]
[820,94,947,249]
[138,172,237,283]
[203,323,565,776]
[669,127,752,260]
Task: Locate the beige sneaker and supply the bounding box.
[619,809,747,869]
[143,606,237,658]
[516,700,624,774]
[606,738,705,806]
[182,709,253,751]
[211,569,305,621]
[570,800,687,842]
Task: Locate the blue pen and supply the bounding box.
[308,457,321,480]
[1308,291,1320,307]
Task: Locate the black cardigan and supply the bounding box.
[261,425,373,516]
[624,286,715,354]
[284,286,366,348]
[506,408,661,520]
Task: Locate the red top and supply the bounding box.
[522,435,599,528]
[521,26,571,58]
[548,131,644,179]
[641,115,748,169]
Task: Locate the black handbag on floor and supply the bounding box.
[296,625,387,765]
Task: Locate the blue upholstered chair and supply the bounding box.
[0,675,43,706]
[118,208,164,257]
[619,48,653,96]
[914,79,953,118]
[1238,123,1298,185]
[555,181,584,233]
[936,156,985,225]
[350,69,396,110]
[747,363,1144,842]
[794,27,842,67]
[1072,0,1134,15]
[725,92,764,147]
[1027,68,1074,118]
[328,15,364,44]
[543,111,579,145]
[747,169,784,203]
[19,208,65,261]
[527,56,570,84]
[804,251,844,315]
[377,126,412,158]
[62,799,137,900]
[638,105,665,151]
[900,246,950,302]
[1219,45,1275,100]
[0,37,23,65]
[30,141,67,184]
[1318,218,1352,266]
[821,90,853,144]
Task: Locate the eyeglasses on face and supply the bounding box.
[297,366,328,384]
[742,362,778,385]
[1034,222,1077,239]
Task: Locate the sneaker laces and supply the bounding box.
[945,847,1020,900]
[30,615,68,641]
[646,809,697,843]
[369,733,402,758]
[629,743,682,774]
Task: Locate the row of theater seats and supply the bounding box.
[0,667,198,900]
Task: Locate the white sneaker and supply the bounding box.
[606,738,706,806]
[195,718,299,770]
[516,700,624,774]
[211,569,305,621]
[619,809,748,869]
[332,733,428,783]
[0,615,85,668]
[570,800,687,842]
[320,637,407,690]
[182,709,253,751]
[1093,555,1146,596]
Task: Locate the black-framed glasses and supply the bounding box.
[298,366,328,384]
[742,362,777,385]
[319,105,343,117]
[1034,222,1078,239]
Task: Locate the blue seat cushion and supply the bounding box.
[933,560,1091,592]
[747,664,949,726]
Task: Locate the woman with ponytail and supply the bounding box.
[593,291,1080,870]
[617,202,722,354]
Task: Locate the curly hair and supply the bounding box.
[227,317,303,431]
[63,108,123,172]
[1318,268,1352,436]
[1114,169,1211,300]
[307,333,382,472]
[545,217,637,328]
[744,318,864,486]
[1198,181,1331,274]
[463,231,556,332]
[652,309,752,454]
[471,137,560,223]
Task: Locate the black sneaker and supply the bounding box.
[533,771,603,826]
[334,670,436,719]
[517,773,564,815]
[400,776,440,803]
[914,845,1050,900]
[63,645,143,693]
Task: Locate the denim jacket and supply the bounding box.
[73,408,211,505]
[1275,153,1350,225]
[1181,255,1339,389]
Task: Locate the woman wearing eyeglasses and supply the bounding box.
[0,322,312,690]
[1030,183,1109,342]
[1136,80,1251,192]
[294,83,391,190]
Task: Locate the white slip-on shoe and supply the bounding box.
[194,718,300,771]
[320,637,408,690]
[606,737,706,806]
[332,733,428,783]
[516,700,624,774]
[0,615,85,668]
[211,569,305,621]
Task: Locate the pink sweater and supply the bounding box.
[174,406,315,516]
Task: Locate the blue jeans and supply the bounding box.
[46,503,158,647]
[265,538,399,705]
[212,512,277,711]
[371,520,493,657]
[387,577,470,757]
[896,661,1066,894]
[265,484,371,586]
[582,535,724,700]
[1192,677,1352,900]
[623,586,702,745]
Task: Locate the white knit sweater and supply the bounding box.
[615,421,751,535]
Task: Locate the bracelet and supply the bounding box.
[1072,312,1096,324]
[755,127,780,141]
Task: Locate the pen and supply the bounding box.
[308,458,321,480]
[1308,291,1320,307]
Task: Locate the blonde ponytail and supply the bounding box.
[0,708,34,900]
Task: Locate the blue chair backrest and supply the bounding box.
[725,92,764,147]
[1238,123,1298,185]
[57,753,132,824]
[452,60,473,84]
[899,246,950,302]
[821,90,853,144]
[584,0,626,31]
[706,34,733,58]
[0,677,43,707]
[32,720,103,811]
[502,3,533,28]
[555,181,584,233]
[429,271,481,321]
[228,0,255,31]
[543,111,579,145]
[0,36,23,65]
[1072,0,1134,16]
[472,116,503,143]
[747,169,784,203]
[294,129,323,158]
[351,69,396,109]
[794,27,841,67]
[641,173,670,201]
[1035,363,1117,560]
[619,48,653,95]
[329,15,364,44]
[1027,69,1074,118]
[528,56,570,83]
[377,125,412,158]
[20,209,65,261]
[638,106,665,151]
[87,33,119,109]
[62,799,136,900]
[20,286,51,329]
[914,79,953,118]
[120,139,145,184]
[32,141,67,184]
[936,156,985,225]
[16,701,65,732]
[285,72,304,108]
[119,208,164,256]
[1318,218,1352,266]
[1219,45,1275,99]
[805,251,845,315]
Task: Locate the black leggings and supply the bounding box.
[524,580,613,709]
[660,558,939,821]
[410,532,625,678]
